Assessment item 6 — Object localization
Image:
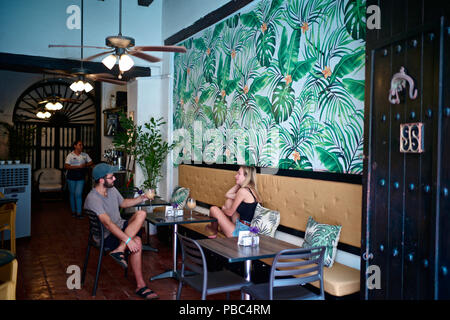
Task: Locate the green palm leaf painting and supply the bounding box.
[173,0,365,175]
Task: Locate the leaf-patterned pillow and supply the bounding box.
[170,186,190,209]
[302,216,342,268]
[250,204,280,238]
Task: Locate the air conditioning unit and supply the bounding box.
[0,164,31,239]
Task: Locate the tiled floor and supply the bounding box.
[14,199,239,300]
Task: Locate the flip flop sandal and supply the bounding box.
[109,251,128,269]
[136,286,159,300]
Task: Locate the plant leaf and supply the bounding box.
[291,57,316,82]
[342,78,365,101]
[316,146,343,173]
[331,49,365,82]
[255,95,273,118]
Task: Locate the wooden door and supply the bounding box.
[362,0,449,300]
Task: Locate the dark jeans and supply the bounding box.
[104,220,143,251]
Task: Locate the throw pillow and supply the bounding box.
[302,216,342,267]
[171,186,190,209]
[250,204,280,238]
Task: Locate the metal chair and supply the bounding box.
[176,233,250,300]
[241,246,326,300]
[81,209,128,296]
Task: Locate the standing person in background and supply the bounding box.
[65,140,93,218]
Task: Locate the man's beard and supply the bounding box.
[104,181,114,188]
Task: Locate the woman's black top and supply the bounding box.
[236,187,258,222]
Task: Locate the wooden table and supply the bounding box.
[197,235,299,298]
[147,210,217,281]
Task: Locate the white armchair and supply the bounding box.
[33,168,64,200]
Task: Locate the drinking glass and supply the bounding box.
[145,189,155,205]
[187,198,196,220]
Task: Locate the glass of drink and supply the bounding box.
[145,189,155,205]
[187,198,196,220]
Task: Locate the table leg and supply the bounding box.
[139,206,158,252]
[150,224,179,281]
[244,260,252,300]
[142,220,158,252]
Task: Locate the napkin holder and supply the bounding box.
[165,206,183,216]
[238,231,259,247]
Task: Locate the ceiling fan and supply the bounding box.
[49,0,128,90]
[49,0,186,79]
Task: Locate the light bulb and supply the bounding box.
[54,102,63,110]
[36,111,45,118]
[102,54,117,70]
[84,82,93,92]
[44,111,51,118]
[70,81,78,92]
[119,54,134,72]
[77,80,86,92]
[45,102,54,110]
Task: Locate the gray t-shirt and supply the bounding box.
[84,187,125,239]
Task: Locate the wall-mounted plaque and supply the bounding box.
[400,122,424,153]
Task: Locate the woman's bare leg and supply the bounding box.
[206,206,236,237]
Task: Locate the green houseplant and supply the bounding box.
[113,113,174,193]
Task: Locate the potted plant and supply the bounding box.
[113,113,174,194]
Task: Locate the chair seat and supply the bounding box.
[39,184,63,192]
[183,270,250,296]
[241,283,323,300]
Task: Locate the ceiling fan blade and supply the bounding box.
[86,73,116,79]
[133,45,187,53]
[83,50,115,61]
[49,44,109,50]
[93,77,127,85]
[128,50,162,63]
[42,69,76,77]
[60,98,83,103]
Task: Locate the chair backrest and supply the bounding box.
[34,168,62,185]
[177,233,208,291]
[0,258,18,300]
[270,246,326,299]
[83,209,105,248]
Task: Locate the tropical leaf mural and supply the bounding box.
[173,0,365,174]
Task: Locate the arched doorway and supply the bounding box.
[12,78,99,170]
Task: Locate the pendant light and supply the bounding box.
[101,0,134,78]
[70,0,93,93]
[45,101,63,111]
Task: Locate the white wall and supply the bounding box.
[0,70,43,122]
[162,0,230,40]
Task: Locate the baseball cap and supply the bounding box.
[93,163,119,181]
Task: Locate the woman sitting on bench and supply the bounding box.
[205,166,262,238]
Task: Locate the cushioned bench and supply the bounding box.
[176,164,362,298]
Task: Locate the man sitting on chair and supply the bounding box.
[84,163,158,300]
